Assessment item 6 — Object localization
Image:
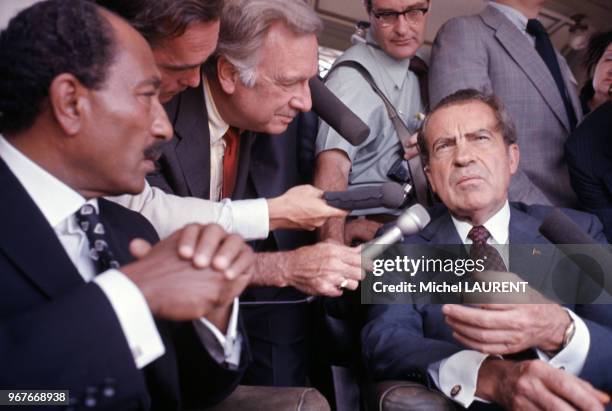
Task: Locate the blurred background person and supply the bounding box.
[566,30,612,241]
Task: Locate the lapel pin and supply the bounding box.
[532,248,541,256]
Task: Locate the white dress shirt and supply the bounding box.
[109,182,268,240]
[489,2,535,46]
[427,201,590,407]
[0,135,243,368]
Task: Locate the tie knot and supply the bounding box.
[409,55,428,76]
[526,19,547,37]
[468,225,491,245]
[75,203,103,234]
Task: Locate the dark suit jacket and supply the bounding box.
[0,158,247,410]
[147,83,319,386]
[362,203,612,400]
[566,101,612,242]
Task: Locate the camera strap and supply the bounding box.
[326,60,431,207]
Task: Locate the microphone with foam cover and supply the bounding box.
[539,208,612,295]
[309,77,370,146]
[323,182,406,210]
[362,204,431,260]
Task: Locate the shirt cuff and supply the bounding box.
[535,309,589,375]
[93,269,165,369]
[231,198,269,240]
[428,350,491,408]
[193,298,242,369]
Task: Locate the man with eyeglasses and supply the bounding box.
[315,0,430,246]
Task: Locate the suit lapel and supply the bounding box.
[481,6,571,132]
[0,159,84,299]
[165,84,211,198]
[418,210,463,244]
[508,204,553,290]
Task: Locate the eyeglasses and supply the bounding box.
[371,7,429,27]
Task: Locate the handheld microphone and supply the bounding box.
[539,208,612,295]
[323,182,406,210]
[362,204,430,260]
[309,77,370,146]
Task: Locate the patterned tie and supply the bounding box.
[467,225,507,272]
[409,55,429,111]
[526,19,577,130]
[75,204,120,273]
[222,127,241,199]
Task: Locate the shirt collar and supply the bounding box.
[451,201,510,245]
[203,75,230,144]
[365,30,413,89]
[0,134,94,228]
[489,2,529,33]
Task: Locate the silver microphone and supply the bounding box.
[362,204,430,260]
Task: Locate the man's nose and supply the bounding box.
[290,79,312,112]
[179,67,201,89]
[453,140,475,165]
[152,100,173,141]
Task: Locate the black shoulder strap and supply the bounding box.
[326,60,431,207]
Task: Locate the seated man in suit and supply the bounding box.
[93,0,345,242]
[362,89,612,410]
[0,1,255,409]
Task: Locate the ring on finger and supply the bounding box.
[338,278,349,289]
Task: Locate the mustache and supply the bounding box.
[143,140,168,161]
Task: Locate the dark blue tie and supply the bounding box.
[526,19,577,130]
[75,204,120,273]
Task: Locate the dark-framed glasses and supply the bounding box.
[372,6,429,27]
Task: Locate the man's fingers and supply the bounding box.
[344,279,359,291]
[176,224,200,260]
[129,238,153,259]
[189,224,225,268]
[446,316,516,344]
[442,304,514,329]
[211,234,247,274]
[224,246,255,279]
[544,369,608,411]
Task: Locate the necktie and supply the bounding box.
[526,19,577,130]
[409,55,429,111]
[75,204,120,273]
[222,127,241,199]
[467,225,507,272]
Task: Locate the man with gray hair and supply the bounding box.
[127,0,363,387]
[94,0,345,243]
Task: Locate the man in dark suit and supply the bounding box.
[0,1,255,409]
[116,0,364,387]
[566,102,612,242]
[362,89,611,410]
[430,0,583,208]
[95,0,346,243]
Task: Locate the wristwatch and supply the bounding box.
[560,314,576,350]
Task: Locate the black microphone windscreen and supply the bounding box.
[381,182,406,208]
[539,208,599,245]
[309,77,370,146]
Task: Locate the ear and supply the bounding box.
[48,73,89,135]
[508,143,520,175]
[424,164,437,194]
[216,56,239,95]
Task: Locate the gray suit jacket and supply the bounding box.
[429,5,582,208]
